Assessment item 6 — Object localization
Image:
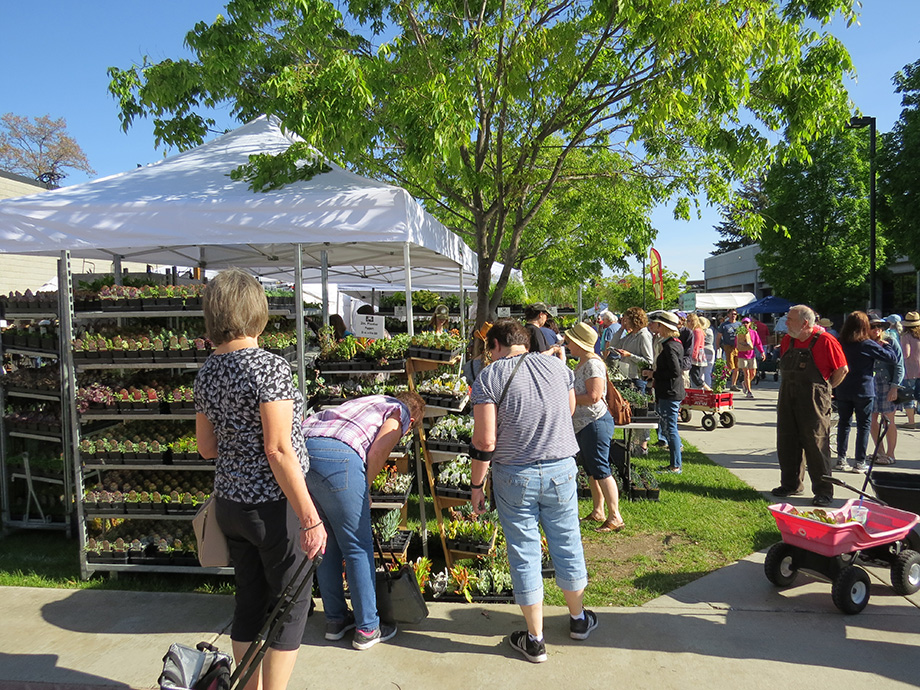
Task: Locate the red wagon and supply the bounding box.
[678,388,734,431]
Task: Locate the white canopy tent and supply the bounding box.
[679,292,756,312]
[0,115,476,289]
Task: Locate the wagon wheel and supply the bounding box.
[679,408,691,423]
[890,550,920,596]
[764,542,798,587]
[832,565,871,614]
[719,411,736,428]
[701,414,717,431]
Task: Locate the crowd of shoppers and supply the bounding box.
[193,270,920,676]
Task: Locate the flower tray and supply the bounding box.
[86,552,129,564]
[434,592,515,604]
[125,503,160,515]
[376,530,413,557]
[427,440,468,454]
[435,484,472,501]
[369,487,411,507]
[445,537,494,555]
[170,553,200,567]
[166,503,199,515]
[171,453,209,465]
[407,346,460,362]
[629,485,659,501]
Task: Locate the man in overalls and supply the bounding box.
[771,305,848,507]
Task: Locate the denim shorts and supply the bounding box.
[575,412,615,480]
[491,457,588,606]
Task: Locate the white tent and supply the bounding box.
[680,292,756,312]
[0,116,476,284]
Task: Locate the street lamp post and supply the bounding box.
[848,115,877,308]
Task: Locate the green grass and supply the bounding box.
[0,438,780,607]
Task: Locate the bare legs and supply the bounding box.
[871,412,898,460]
[520,588,586,639]
[231,641,299,690]
[585,476,623,526]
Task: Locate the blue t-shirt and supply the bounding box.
[718,321,741,348]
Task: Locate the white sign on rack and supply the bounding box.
[394,306,407,318]
[353,315,385,339]
[497,306,511,317]
[548,306,558,316]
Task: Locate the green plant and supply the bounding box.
[372,508,401,541]
[711,359,730,393]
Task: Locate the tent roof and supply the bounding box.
[0,116,476,281]
[737,295,793,315]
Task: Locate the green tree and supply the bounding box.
[757,131,877,317]
[0,113,95,184]
[108,0,857,325]
[879,57,920,271]
[711,178,766,256]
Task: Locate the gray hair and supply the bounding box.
[790,304,816,328]
[599,309,616,324]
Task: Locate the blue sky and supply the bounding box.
[2,1,919,281]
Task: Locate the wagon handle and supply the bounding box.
[822,475,887,507]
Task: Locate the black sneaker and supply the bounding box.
[654,440,669,448]
[730,385,741,392]
[570,609,599,640]
[812,495,833,508]
[771,486,803,498]
[509,630,547,663]
[325,610,356,641]
[352,623,397,650]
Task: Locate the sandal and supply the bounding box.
[875,455,896,465]
[595,519,625,533]
[580,513,604,523]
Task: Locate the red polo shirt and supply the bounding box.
[780,330,847,381]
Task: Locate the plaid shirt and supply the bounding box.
[302,395,410,463]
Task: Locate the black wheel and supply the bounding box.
[719,411,736,428]
[701,414,717,431]
[679,408,691,423]
[891,550,920,596]
[773,373,779,382]
[832,566,871,614]
[764,542,798,587]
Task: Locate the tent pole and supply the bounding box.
[458,265,466,342]
[113,256,123,285]
[404,243,414,337]
[294,244,306,398]
[578,284,583,318]
[321,250,329,327]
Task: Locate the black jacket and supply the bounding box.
[654,337,686,401]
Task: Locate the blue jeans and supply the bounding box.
[491,457,588,606]
[656,398,683,469]
[836,395,874,463]
[304,437,378,633]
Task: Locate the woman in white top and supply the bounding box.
[565,322,624,533]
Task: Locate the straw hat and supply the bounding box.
[564,321,598,353]
[434,304,450,318]
[649,311,680,329]
[903,311,920,329]
[818,318,832,328]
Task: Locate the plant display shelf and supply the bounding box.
[85,563,234,576]
[422,395,470,416]
[84,462,214,471]
[83,511,200,520]
[79,413,197,421]
[426,448,466,465]
[369,487,412,510]
[376,529,413,561]
[4,389,61,401]
[8,430,63,442]
[74,308,295,319]
[3,347,60,359]
[75,362,203,371]
[406,356,482,568]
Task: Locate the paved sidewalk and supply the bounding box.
[1,379,919,690]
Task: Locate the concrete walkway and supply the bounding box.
[2,380,919,690]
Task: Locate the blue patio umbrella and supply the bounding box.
[737,295,793,316]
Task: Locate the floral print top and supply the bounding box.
[195,348,307,503]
